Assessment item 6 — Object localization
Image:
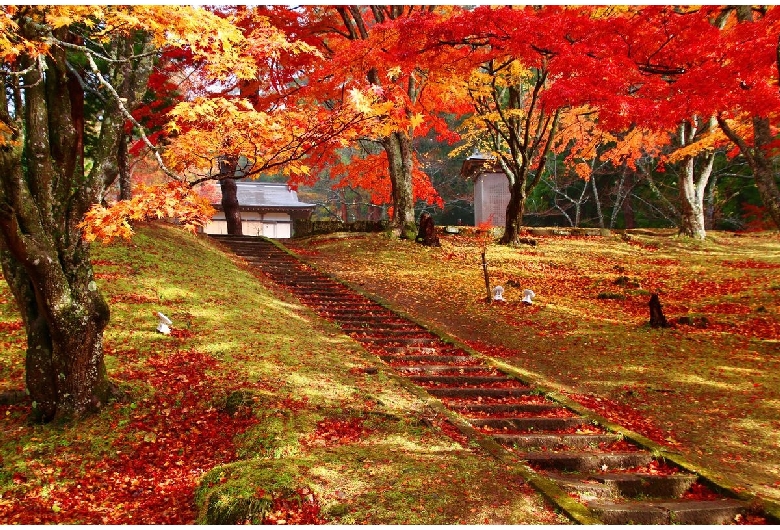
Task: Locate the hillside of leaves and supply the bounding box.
[287,229,780,504]
[0,224,567,524]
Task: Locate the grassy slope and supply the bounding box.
[288,229,780,504]
[0,224,567,524]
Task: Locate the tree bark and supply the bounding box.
[0,23,149,422]
[717,116,780,229]
[218,157,243,236]
[501,180,526,244]
[677,119,715,239]
[382,132,416,239]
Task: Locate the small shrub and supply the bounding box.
[597,292,626,300]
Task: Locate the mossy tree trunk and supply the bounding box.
[0,23,151,422]
[382,131,417,239]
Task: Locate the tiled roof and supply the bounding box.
[230,181,315,208]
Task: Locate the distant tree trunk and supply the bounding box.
[717,116,780,229]
[382,131,416,239]
[591,173,605,229]
[622,171,636,229]
[678,119,715,239]
[118,130,132,200]
[219,157,243,236]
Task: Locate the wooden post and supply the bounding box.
[482,250,491,304]
[649,293,669,328]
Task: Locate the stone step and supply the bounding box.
[425,387,532,399]
[549,471,698,499]
[493,432,619,450]
[379,354,473,363]
[408,375,515,386]
[379,346,464,355]
[469,416,587,431]
[521,451,654,472]
[393,365,493,374]
[588,498,747,525]
[456,403,562,414]
[349,329,436,338]
[352,335,441,346]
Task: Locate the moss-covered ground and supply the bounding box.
[287,228,780,505]
[0,224,567,524]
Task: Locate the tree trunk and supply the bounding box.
[678,120,715,239]
[118,130,132,200]
[0,26,150,422]
[0,247,111,422]
[678,151,714,239]
[717,116,780,229]
[382,132,416,239]
[749,118,780,229]
[500,180,526,244]
[218,157,243,236]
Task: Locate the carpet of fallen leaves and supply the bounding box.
[1,349,259,524]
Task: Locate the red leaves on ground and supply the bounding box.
[261,487,325,525]
[108,293,159,305]
[0,350,258,524]
[169,328,195,339]
[305,417,372,447]
[0,320,22,332]
[568,393,680,448]
[722,259,780,270]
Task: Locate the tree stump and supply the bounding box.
[649,293,669,328]
[415,212,440,247]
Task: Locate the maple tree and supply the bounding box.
[595,5,780,231]
[0,5,272,421]
[254,5,466,237]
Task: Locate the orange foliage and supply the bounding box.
[80,182,216,242]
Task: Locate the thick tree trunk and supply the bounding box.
[0,26,148,422]
[501,180,526,244]
[678,153,714,239]
[678,120,715,239]
[0,250,111,422]
[218,157,243,236]
[383,132,416,239]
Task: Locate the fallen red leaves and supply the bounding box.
[261,487,325,524]
[0,350,258,524]
[304,417,372,447]
[0,320,22,332]
[568,393,680,448]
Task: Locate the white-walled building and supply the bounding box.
[461,154,509,227]
[202,181,315,238]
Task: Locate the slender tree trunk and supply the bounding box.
[118,130,132,200]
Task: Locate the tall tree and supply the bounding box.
[257,5,465,238]
[0,5,262,421]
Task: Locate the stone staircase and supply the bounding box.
[210,235,764,525]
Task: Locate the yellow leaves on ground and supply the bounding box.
[79,182,215,243]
